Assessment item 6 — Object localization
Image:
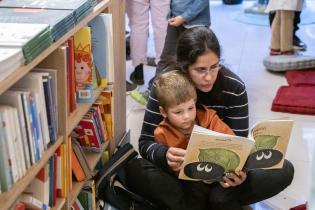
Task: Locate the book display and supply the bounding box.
[0,0,126,209]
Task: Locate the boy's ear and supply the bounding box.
[159,106,167,118]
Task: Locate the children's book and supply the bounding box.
[179,119,294,182]
[74,27,94,103]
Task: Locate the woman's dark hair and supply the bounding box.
[176,27,221,72]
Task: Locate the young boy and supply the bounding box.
[154,70,234,151]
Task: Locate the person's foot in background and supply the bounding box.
[130,63,144,85]
[147,57,157,67]
[126,81,137,93]
[293,35,307,51]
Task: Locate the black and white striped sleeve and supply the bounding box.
[138,85,169,169]
[223,75,249,137]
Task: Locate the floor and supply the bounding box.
[125,1,315,209]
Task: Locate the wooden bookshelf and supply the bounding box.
[67,86,107,135]
[68,141,109,207]
[0,0,127,209]
[85,141,109,172]
[0,136,64,210]
[68,181,85,207]
[0,0,111,95]
[51,198,66,210]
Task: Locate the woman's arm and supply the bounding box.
[138,85,170,169]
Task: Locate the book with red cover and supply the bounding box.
[285,69,315,86]
[73,118,101,148]
[67,37,76,113]
[272,86,315,115]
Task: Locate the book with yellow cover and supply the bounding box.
[74,27,94,103]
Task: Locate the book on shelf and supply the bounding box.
[0,0,94,23]
[179,119,294,182]
[88,14,114,87]
[0,47,24,83]
[19,193,51,210]
[72,140,93,179]
[13,72,51,150]
[33,68,58,144]
[24,164,50,205]
[0,22,53,64]
[71,146,86,182]
[0,90,32,170]
[71,198,84,210]
[0,106,24,184]
[66,37,77,113]
[0,7,75,41]
[74,27,94,103]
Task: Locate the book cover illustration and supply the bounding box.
[179,119,293,182]
[74,27,94,103]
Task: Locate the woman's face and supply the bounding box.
[188,51,220,93]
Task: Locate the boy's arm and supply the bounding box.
[180,0,209,23]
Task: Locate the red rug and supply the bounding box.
[285,69,315,86]
[271,86,315,115]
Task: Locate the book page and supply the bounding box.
[179,125,254,182]
[246,119,294,170]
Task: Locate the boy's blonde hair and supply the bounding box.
[155,70,197,109]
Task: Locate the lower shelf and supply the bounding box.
[0,136,64,210]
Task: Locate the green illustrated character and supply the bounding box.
[184,148,240,181]
[245,135,283,170]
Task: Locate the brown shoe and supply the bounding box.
[281,50,294,55]
[270,48,281,56]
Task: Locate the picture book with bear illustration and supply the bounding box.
[179,119,293,182]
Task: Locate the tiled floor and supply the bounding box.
[126,1,315,209]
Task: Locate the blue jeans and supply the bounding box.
[126,158,294,210]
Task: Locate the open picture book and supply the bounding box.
[178,119,294,182]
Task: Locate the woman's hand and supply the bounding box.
[166,147,186,172]
[219,171,247,188]
[168,16,184,27]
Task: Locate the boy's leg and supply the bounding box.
[150,0,170,64]
[280,10,295,52]
[126,158,209,210]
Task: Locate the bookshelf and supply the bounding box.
[0,0,127,209]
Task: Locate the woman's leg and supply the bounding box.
[126,158,209,210]
[208,160,294,210]
[150,0,170,64]
[280,10,295,53]
[126,0,150,67]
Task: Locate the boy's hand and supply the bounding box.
[168,16,184,27]
[166,147,186,172]
[219,171,247,188]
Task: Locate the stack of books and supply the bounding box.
[0,8,75,41]
[0,22,52,64]
[0,0,94,23]
[0,47,24,83]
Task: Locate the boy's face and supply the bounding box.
[160,99,197,133]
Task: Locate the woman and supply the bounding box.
[127,27,294,210]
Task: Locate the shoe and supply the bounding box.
[126,81,137,93]
[130,64,144,85]
[147,57,157,67]
[129,90,150,106]
[270,48,281,56]
[281,50,294,55]
[293,36,307,51]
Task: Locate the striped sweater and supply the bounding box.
[139,66,249,169]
